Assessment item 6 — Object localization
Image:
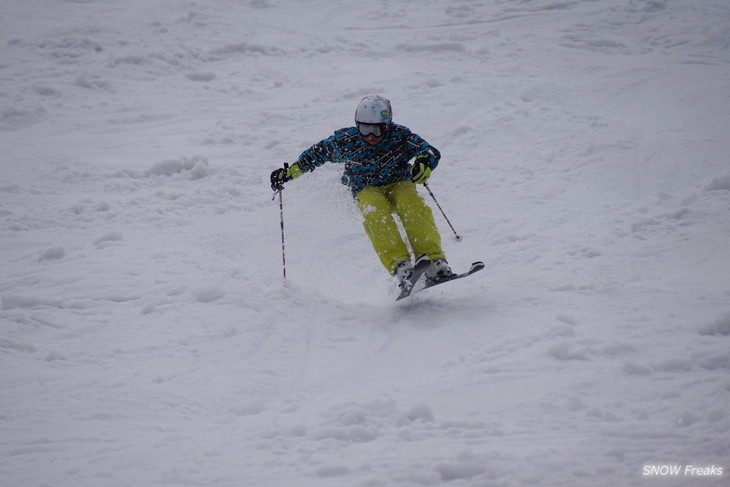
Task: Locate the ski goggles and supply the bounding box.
[357,122,389,137]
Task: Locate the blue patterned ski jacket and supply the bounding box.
[296,123,441,197]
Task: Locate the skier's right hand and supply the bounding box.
[270,167,290,191]
[270,163,303,191]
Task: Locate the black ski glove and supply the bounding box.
[270,164,292,191]
[270,163,305,191]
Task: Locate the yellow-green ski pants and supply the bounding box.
[355,180,445,274]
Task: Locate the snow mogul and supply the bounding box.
[270,95,455,289]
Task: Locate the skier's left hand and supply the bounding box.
[410,153,432,184]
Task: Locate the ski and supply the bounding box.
[415,261,485,294]
[395,258,431,301]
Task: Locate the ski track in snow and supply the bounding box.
[1,0,729,486]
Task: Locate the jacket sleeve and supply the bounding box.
[297,133,342,173]
[407,132,441,170]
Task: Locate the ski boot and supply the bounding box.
[425,258,455,284]
[394,260,414,289]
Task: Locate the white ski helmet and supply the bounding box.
[355,95,392,125]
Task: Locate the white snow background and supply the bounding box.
[1,0,729,486]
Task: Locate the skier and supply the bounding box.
[270,95,454,288]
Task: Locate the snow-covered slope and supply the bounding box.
[2,1,729,486]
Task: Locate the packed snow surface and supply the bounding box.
[2,1,729,486]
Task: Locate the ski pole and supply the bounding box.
[278,188,287,279]
[270,163,290,279]
[423,180,462,241]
